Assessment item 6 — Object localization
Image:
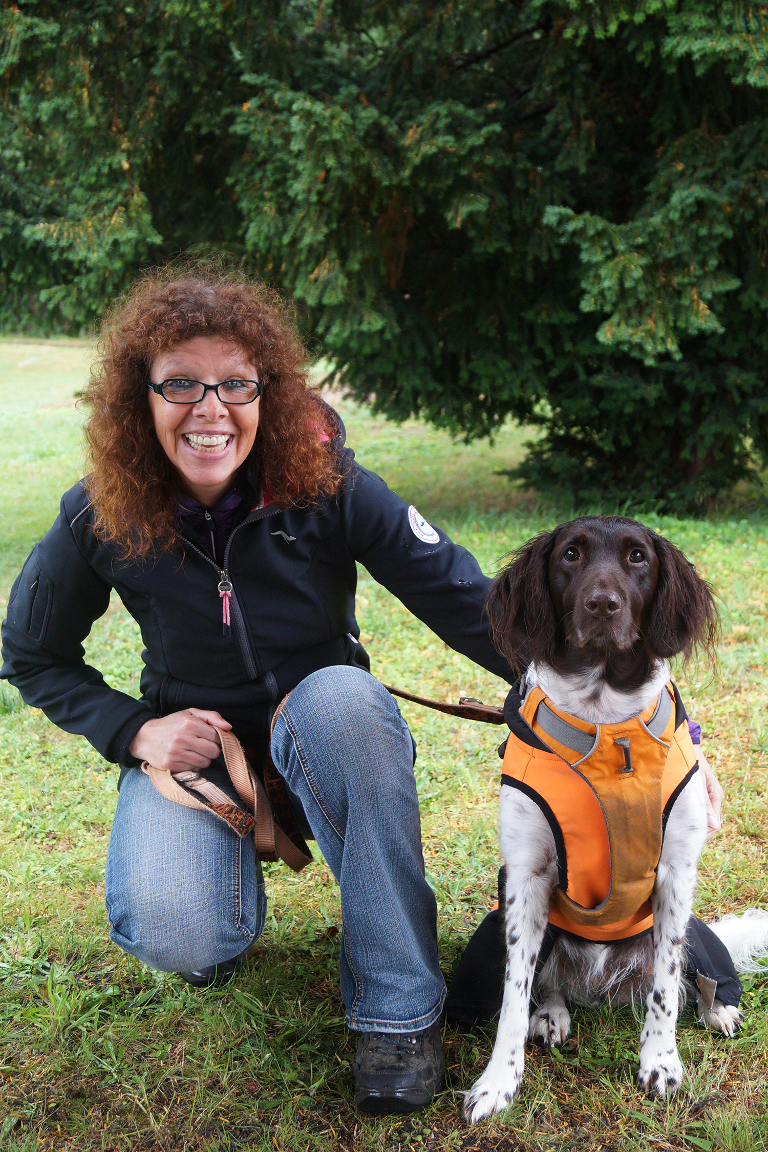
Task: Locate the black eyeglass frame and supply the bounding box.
[147,378,264,405]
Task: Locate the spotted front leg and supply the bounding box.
[638,776,707,1096]
[464,788,558,1123]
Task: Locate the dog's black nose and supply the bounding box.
[585,590,622,617]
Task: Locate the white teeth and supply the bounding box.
[184,433,231,452]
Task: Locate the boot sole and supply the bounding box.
[355,1088,435,1115]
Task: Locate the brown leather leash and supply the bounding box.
[384,685,506,725]
[142,727,312,872]
[142,685,504,871]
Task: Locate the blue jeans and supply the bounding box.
[105,666,445,1032]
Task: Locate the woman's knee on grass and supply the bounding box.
[106,883,261,974]
[105,768,264,973]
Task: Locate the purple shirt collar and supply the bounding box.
[175,480,253,563]
[175,485,247,519]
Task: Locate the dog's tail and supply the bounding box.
[708,910,768,973]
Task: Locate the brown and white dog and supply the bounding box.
[464,516,768,1123]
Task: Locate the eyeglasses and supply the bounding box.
[147,378,263,405]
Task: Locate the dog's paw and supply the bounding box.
[528,1001,571,1047]
[698,997,742,1037]
[463,1066,522,1124]
[637,1047,684,1097]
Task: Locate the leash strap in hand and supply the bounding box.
[141,728,311,872]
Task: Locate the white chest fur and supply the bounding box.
[525,660,671,724]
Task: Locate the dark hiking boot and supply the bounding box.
[178,945,250,988]
[353,1020,444,1114]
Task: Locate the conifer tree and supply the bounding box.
[2,1,768,506]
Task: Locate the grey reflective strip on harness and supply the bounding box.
[534,688,673,757]
[644,688,672,740]
[534,700,597,756]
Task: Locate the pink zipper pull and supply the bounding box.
[218,573,233,637]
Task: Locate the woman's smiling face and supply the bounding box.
[148,335,261,506]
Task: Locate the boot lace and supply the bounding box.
[363,1032,425,1067]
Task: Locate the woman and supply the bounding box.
[0,268,515,1115]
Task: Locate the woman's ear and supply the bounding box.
[486,530,559,673]
[645,535,720,663]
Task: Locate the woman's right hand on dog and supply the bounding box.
[698,749,723,838]
[128,708,232,773]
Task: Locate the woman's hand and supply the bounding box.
[697,748,723,838]
[129,708,232,773]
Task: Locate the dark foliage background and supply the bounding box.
[2,1,768,508]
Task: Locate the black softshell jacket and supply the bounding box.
[1,444,512,785]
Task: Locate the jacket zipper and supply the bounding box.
[179,505,282,680]
[204,509,217,562]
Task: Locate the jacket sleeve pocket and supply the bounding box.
[6,551,53,643]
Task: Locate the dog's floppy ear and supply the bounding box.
[645,534,719,663]
[486,530,559,673]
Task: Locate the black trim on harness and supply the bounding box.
[562,924,654,946]
[672,682,687,730]
[503,684,551,753]
[662,763,699,834]
[501,774,567,892]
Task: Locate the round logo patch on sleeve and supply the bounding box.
[408,505,440,544]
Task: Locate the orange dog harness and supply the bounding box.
[501,683,699,941]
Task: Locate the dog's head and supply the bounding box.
[486,516,719,674]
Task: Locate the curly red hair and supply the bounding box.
[83,267,342,559]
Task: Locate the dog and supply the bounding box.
[463,516,768,1123]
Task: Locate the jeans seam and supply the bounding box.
[342,916,364,1020]
[280,709,346,843]
[232,834,241,930]
[254,879,267,939]
[232,834,251,943]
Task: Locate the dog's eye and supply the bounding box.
[563,546,580,562]
[629,549,646,564]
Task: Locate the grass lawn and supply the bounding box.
[0,338,766,1152]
